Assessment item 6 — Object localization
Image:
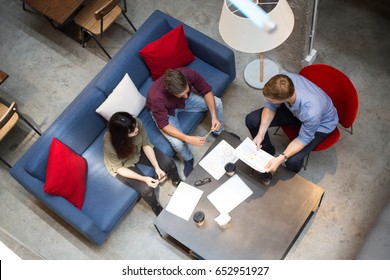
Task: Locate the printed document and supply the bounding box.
[234,137,275,173]
[165,182,203,221]
[199,140,239,180]
[207,174,253,214]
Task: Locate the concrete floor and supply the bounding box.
[0,0,389,260]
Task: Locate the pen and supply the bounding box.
[158,174,167,182]
[152,174,167,184]
[204,129,213,138]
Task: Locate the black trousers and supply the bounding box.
[116,148,180,209]
[245,105,329,173]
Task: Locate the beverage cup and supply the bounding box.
[224,162,236,176]
[193,211,205,226]
[215,212,231,229]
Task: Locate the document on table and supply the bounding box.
[199,140,239,180]
[165,182,204,221]
[207,174,253,214]
[234,137,275,173]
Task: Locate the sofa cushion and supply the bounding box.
[139,24,195,80]
[81,131,140,232]
[186,58,231,98]
[25,87,107,181]
[44,138,87,210]
[96,73,146,121]
[137,108,175,157]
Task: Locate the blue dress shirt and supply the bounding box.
[265,72,339,145]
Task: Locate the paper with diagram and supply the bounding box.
[234,137,275,173]
[199,140,239,180]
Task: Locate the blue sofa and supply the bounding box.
[10,10,235,245]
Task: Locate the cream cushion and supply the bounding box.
[96,73,146,121]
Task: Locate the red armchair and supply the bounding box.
[279,64,358,169]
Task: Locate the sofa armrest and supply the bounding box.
[185,28,236,83]
[9,166,107,245]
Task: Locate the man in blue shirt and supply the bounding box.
[245,72,338,179]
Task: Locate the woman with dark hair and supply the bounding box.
[103,112,181,216]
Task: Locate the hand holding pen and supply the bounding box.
[146,177,159,188]
[205,121,220,138]
[150,174,167,187]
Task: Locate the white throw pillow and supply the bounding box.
[96,73,146,121]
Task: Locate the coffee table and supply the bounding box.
[154,131,324,259]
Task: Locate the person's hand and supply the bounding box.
[145,177,159,188]
[252,134,264,150]
[210,118,221,132]
[155,168,167,183]
[188,135,206,146]
[264,156,284,173]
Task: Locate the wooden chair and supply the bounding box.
[74,0,137,59]
[0,70,9,85]
[0,102,42,168]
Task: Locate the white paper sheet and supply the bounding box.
[165,182,204,221]
[234,137,275,173]
[199,140,239,180]
[207,174,253,214]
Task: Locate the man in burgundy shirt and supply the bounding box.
[146,68,224,177]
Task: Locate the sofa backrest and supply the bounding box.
[25,87,107,181]
[94,17,172,96]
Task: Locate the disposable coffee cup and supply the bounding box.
[193,211,205,226]
[215,212,231,229]
[224,162,236,176]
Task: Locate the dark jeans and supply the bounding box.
[116,148,180,209]
[245,105,329,173]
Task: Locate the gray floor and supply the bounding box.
[0,0,389,260]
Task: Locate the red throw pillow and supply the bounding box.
[139,24,195,80]
[44,138,87,210]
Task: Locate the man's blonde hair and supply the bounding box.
[263,74,295,100]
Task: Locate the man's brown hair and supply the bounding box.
[263,74,295,100]
[164,69,187,95]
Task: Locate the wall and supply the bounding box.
[268,0,315,72]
